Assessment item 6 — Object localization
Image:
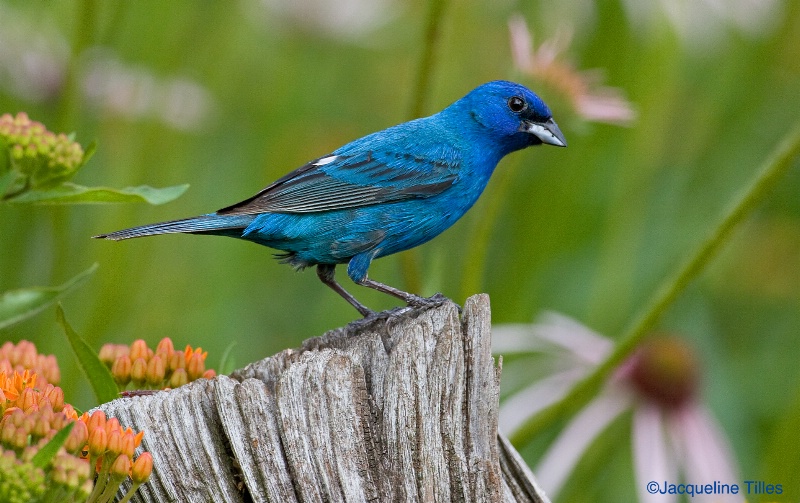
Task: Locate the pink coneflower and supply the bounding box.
[495,313,743,502]
[508,15,636,126]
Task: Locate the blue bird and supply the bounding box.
[95,80,566,317]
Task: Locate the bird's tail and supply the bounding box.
[94,214,255,241]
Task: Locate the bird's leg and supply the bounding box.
[317,264,374,318]
[356,276,440,309]
[346,252,442,310]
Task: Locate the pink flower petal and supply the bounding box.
[632,403,678,503]
[535,387,632,497]
[499,367,590,434]
[667,404,744,502]
[531,312,614,365]
[508,14,534,73]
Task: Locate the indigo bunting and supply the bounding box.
[96,80,566,317]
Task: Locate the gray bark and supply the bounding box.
[100,294,550,503]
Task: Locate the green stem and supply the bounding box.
[407,0,449,119]
[509,123,800,446]
[117,482,142,503]
[56,0,97,130]
[397,0,450,294]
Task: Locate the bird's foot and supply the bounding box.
[405,292,453,311]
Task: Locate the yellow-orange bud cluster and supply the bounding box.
[0,369,71,419]
[81,410,152,502]
[0,379,93,501]
[0,340,60,386]
[0,112,85,189]
[100,337,216,391]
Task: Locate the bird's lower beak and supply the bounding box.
[521,118,567,147]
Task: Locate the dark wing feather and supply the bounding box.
[217,151,460,215]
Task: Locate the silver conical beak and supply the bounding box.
[521,118,567,147]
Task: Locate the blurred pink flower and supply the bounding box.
[0,5,213,132]
[495,313,742,502]
[508,15,636,126]
[250,0,397,39]
[620,0,783,50]
[82,50,214,132]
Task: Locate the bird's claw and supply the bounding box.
[406,292,450,310]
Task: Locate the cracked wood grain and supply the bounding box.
[100,294,551,503]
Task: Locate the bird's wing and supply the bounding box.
[216,150,460,215]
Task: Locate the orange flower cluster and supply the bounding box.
[80,410,152,502]
[0,336,154,502]
[0,369,76,421]
[1,406,87,455]
[0,385,91,501]
[100,338,216,390]
[0,340,60,386]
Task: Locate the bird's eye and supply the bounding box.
[507,96,527,113]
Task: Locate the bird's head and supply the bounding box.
[454,80,566,154]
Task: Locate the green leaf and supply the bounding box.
[218,341,237,375]
[0,170,14,197]
[7,182,189,205]
[31,422,75,469]
[81,140,97,168]
[0,136,9,173]
[0,264,97,330]
[57,304,119,404]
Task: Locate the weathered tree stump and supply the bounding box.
[100,294,550,502]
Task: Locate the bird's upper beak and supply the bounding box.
[520,118,567,147]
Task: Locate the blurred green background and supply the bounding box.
[1,0,799,500]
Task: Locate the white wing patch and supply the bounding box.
[313,155,338,166]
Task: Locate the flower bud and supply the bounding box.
[110,453,131,477]
[17,387,38,412]
[156,337,175,358]
[9,408,25,428]
[98,344,118,366]
[169,351,186,371]
[88,426,107,459]
[51,411,70,431]
[146,355,166,387]
[169,367,188,388]
[202,369,217,379]
[1,416,16,445]
[61,404,79,421]
[186,352,205,381]
[112,355,133,387]
[65,419,88,455]
[131,358,148,387]
[17,341,36,369]
[129,339,149,362]
[43,384,65,412]
[131,451,153,484]
[120,430,136,459]
[41,354,60,385]
[105,417,121,435]
[31,413,50,439]
[13,426,29,449]
[85,410,106,435]
[106,429,122,457]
